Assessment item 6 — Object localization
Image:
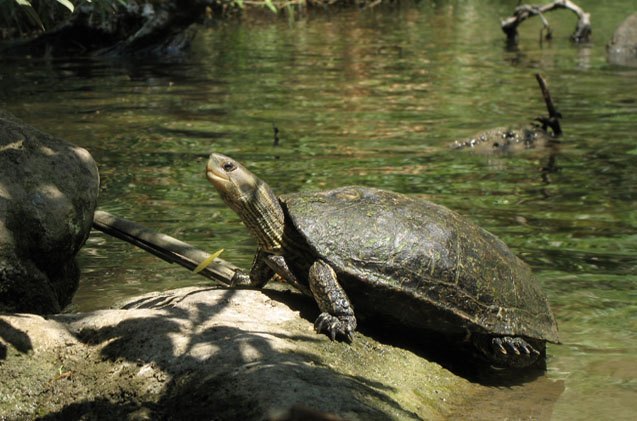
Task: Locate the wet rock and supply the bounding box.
[607,13,637,67]
[0,287,472,420]
[450,125,554,153]
[0,110,99,313]
[451,75,561,154]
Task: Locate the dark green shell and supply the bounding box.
[280,186,559,343]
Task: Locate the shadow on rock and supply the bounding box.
[36,287,430,419]
[0,317,33,360]
[263,288,548,387]
[36,398,145,421]
[156,325,413,420]
[363,321,549,386]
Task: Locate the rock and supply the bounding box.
[0,287,476,419]
[0,110,99,314]
[451,75,561,154]
[450,125,554,153]
[607,13,637,67]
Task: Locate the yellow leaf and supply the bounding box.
[55,0,75,13]
[193,249,224,273]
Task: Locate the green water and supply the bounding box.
[1,1,635,419]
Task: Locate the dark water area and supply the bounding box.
[1,1,635,419]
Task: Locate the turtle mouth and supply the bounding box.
[205,163,230,190]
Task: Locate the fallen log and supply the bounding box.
[501,0,591,43]
[92,210,245,286]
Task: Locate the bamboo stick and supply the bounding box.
[92,210,243,286]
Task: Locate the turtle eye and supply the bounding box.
[222,161,237,172]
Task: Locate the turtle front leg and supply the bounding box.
[309,260,357,342]
[245,249,276,288]
[248,250,313,296]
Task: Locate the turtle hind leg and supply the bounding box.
[309,260,357,342]
[472,334,545,369]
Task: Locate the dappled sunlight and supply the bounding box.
[0,139,23,153]
[2,287,448,418]
[0,1,634,419]
[38,145,57,156]
[0,181,11,200]
[37,183,66,201]
[187,341,220,361]
[0,110,99,314]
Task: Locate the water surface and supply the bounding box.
[1,1,635,419]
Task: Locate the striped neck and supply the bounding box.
[236,181,285,254]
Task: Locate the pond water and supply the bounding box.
[1,0,635,419]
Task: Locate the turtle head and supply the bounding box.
[206,153,284,253]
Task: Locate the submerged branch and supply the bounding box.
[501,0,591,43]
[92,210,244,286]
[535,73,562,136]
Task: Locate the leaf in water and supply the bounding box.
[55,0,75,13]
[193,249,225,273]
[264,0,278,13]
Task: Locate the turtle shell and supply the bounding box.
[280,186,559,343]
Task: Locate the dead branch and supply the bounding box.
[534,73,562,136]
[92,210,245,286]
[501,0,591,43]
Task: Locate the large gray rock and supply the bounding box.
[0,287,464,419]
[0,110,99,313]
[607,13,637,67]
[0,287,564,420]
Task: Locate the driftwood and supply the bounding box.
[501,0,591,43]
[92,210,244,286]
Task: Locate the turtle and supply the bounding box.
[206,153,559,368]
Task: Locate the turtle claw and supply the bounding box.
[494,339,508,355]
[517,341,536,356]
[314,312,354,342]
[472,334,546,368]
[506,340,521,356]
[493,337,539,357]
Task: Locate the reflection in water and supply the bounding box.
[1,1,636,419]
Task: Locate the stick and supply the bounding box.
[534,73,562,136]
[272,123,280,147]
[501,0,591,43]
[92,210,242,286]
